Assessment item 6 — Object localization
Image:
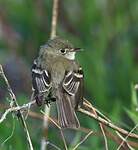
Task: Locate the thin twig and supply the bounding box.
[72,131,93,150]
[41,110,68,150]
[60,130,68,150]
[0,100,35,123]
[41,0,59,149]
[1,117,15,146]
[41,105,51,150]
[79,101,138,139]
[50,0,59,39]
[89,100,109,150]
[41,110,61,129]
[83,99,137,149]
[117,124,138,150]
[1,100,138,148]
[0,64,34,150]
[46,141,61,150]
[116,132,133,149]
[41,138,47,150]
[99,124,108,150]
[1,97,138,141]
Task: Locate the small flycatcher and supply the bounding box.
[31,37,84,128]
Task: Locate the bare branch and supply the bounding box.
[72,131,93,150]
[41,110,68,150]
[46,141,61,150]
[117,124,138,150]
[41,0,59,149]
[0,64,34,150]
[99,124,108,150]
[60,130,68,150]
[88,98,109,150]
[0,100,35,123]
[79,100,138,139]
[41,110,61,129]
[50,0,59,39]
[1,118,15,146]
[41,105,51,150]
[116,132,133,149]
[1,99,138,148]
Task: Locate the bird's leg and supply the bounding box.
[45,91,56,106]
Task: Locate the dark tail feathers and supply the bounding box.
[56,89,80,128]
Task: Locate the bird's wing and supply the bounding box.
[31,60,51,105]
[62,67,84,109]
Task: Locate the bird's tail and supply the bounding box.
[56,89,80,128]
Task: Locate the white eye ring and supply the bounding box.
[60,49,66,54]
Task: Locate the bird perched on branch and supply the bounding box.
[31,37,84,128]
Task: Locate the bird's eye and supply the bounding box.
[60,49,66,54]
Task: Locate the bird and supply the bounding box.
[31,37,84,128]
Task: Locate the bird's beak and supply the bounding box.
[70,48,82,52]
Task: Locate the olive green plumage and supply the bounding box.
[32,37,84,128]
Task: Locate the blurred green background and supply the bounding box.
[0,0,138,149]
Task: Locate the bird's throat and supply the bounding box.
[65,52,76,60]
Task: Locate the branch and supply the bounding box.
[41,0,59,149]
[89,99,108,150]
[1,100,138,148]
[0,64,34,150]
[117,124,138,150]
[46,141,61,150]
[0,100,35,123]
[50,0,59,39]
[79,100,138,139]
[72,131,93,150]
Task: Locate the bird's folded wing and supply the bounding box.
[62,67,84,108]
[31,60,51,94]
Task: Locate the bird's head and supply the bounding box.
[40,37,81,60]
